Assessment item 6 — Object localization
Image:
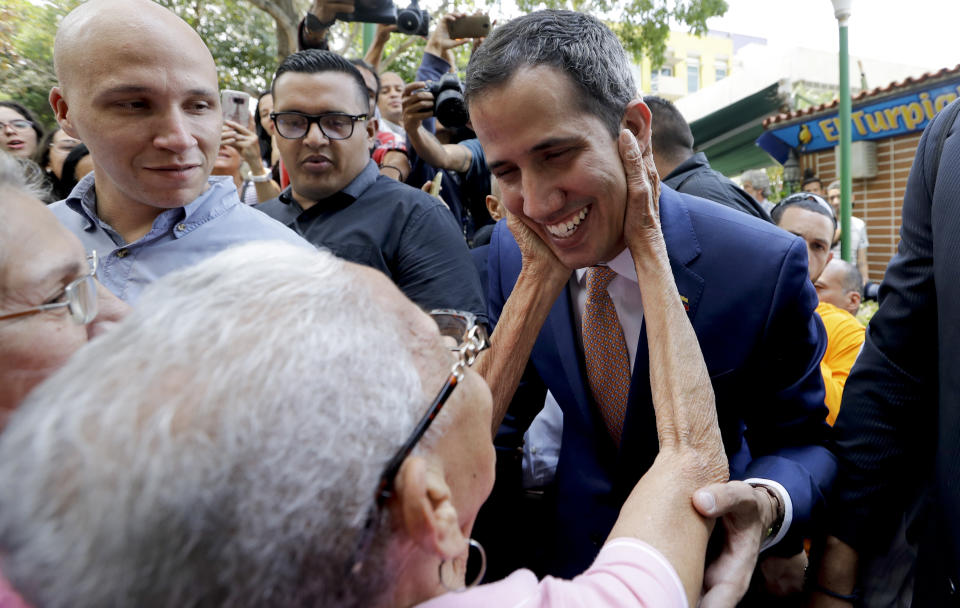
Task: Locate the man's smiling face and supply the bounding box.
[470,65,632,270]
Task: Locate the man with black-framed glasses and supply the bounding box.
[257,50,485,319]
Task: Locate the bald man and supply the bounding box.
[46,0,309,303]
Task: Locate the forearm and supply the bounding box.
[634,250,726,465]
[810,535,860,605]
[475,269,567,436]
[252,179,281,203]
[363,37,388,70]
[407,125,467,172]
[616,245,726,606]
[379,150,410,181]
[609,453,715,607]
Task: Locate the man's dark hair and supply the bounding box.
[254,90,273,166]
[644,95,694,161]
[465,10,635,139]
[801,168,821,189]
[771,192,837,230]
[0,101,45,143]
[348,58,380,104]
[272,50,369,113]
[833,259,863,297]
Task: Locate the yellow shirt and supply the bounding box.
[817,302,866,425]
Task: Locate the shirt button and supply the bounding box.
[116,248,128,258]
[176,223,187,232]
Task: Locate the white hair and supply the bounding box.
[0,241,433,607]
[0,153,50,201]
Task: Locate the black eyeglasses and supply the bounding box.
[269,111,368,140]
[774,192,836,219]
[348,309,490,575]
[0,251,98,324]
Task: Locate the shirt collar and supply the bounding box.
[279,159,379,210]
[63,173,232,235]
[574,247,638,286]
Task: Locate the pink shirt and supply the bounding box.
[0,569,29,608]
[416,538,688,608]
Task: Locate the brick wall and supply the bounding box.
[801,131,922,282]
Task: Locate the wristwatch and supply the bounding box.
[250,172,273,183]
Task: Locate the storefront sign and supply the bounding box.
[763,78,960,153]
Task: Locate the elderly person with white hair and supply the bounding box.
[0,153,127,427]
[0,140,728,606]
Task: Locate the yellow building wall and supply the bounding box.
[638,30,735,99]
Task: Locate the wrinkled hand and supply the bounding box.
[759,551,807,596]
[426,13,470,57]
[309,0,354,23]
[222,120,262,167]
[617,129,665,268]
[504,209,569,286]
[402,81,434,131]
[693,481,781,607]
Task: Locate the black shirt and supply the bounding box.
[257,160,486,323]
[663,152,771,222]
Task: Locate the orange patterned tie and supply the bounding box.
[582,266,631,445]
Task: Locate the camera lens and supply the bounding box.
[397,10,420,32]
[435,90,468,128]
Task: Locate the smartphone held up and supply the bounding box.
[221,90,251,125]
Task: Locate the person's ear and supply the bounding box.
[849,290,862,312]
[365,117,378,148]
[393,456,466,560]
[49,87,79,139]
[621,99,653,154]
[485,194,504,222]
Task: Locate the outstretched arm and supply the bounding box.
[474,214,570,435]
[402,81,473,173]
[608,129,728,607]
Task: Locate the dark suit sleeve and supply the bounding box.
[827,111,942,555]
[393,201,487,324]
[739,236,837,541]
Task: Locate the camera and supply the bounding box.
[336,0,396,25]
[424,73,468,128]
[396,0,429,36]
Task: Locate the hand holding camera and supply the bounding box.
[402,75,469,131]
[425,13,471,60]
[308,0,356,27]
[332,0,429,35]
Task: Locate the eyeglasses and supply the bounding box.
[50,139,81,153]
[0,119,33,131]
[269,111,368,140]
[0,251,98,324]
[774,192,836,219]
[348,309,490,574]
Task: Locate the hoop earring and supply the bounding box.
[438,538,487,593]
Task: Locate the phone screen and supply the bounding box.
[221,90,250,125]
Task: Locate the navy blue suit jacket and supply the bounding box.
[487,185,837,577]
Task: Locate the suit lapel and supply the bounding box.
[542,280,594,425]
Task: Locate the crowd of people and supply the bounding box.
[0,0,957,606]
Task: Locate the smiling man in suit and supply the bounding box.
[468,10,836,604]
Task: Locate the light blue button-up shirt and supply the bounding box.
[50,174,312,303]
